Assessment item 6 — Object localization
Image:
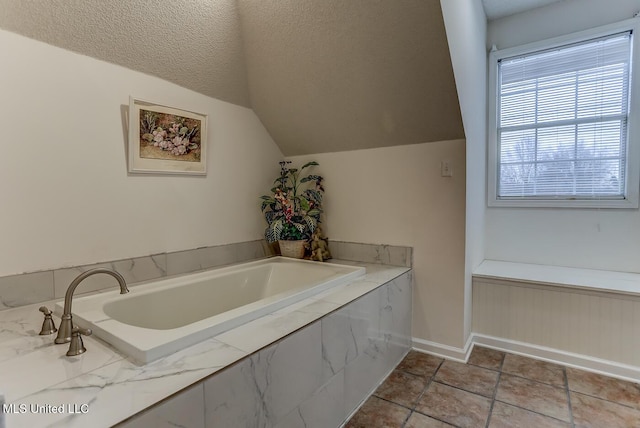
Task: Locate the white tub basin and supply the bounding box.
[54,257,365,363]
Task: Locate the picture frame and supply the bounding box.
[128,97,208,175]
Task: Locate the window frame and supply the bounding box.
[488,18,640,209]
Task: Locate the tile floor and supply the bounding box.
[345,347,640,428]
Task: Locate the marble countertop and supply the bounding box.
[0,260,410,428]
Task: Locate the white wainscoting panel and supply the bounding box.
[472,278,640,368]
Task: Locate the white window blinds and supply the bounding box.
[497,31,632,200]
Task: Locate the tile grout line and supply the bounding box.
[563,367,576,427]
[494,370,568,389]
[569,389,640,411]
[372,358,445,427]
[373,395,413,411]
[485,374,501,428]
[353,348,640,427]
[484,353,507,428]
[400,358,456,428]
[495,353,577,425]
[492,399,576,425]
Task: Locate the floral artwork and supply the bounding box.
[139,110,201,162]
[128,97,207,175]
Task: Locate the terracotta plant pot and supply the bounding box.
[278,239,306,259]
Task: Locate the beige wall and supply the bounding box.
[0,29,282,277]
[288,140,467,347]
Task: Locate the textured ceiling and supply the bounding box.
[0,0,464,155]
[0,0,251,107]
[482,0,565,20]
[237,0,464,155]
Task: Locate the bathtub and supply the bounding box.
[54,257,365,363]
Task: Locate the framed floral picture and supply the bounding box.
[128,97,208,175]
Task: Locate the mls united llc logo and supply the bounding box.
[2,403,89,414]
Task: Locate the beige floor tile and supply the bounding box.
[566,367,640,410]
[397,350,443,378]
[348,351,640,428]
[502,354,566,387]
[345,396,410,428]
[571,391,640,428]
[435,360,499,397]
[416,382,492,428]
[468,346,505,371]
[489,401,571,428]
[496,374,570,422]
[374,369,429,408]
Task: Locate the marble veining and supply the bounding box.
[118,383,205,428]
[1,240,272,311]
[53,254,167,298]
[203,269,412,428]
[1,241,413,312]
[275,370,346,428]
[329,242,412,268]
[0,271,54,310]
[0,260,410,428]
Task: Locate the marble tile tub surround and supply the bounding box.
[0,262,410,427]
[0,240,268,311]
[328,241,413,268]
[0,240,412,311]
[125,270,412,428]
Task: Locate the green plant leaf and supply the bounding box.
[298,196,310,211]
[300,174,322,183]
[301,161,319,169]
[307,209,321,217]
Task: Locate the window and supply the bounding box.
[488,20,640,208]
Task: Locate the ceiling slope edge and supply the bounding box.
[237,0,465,156]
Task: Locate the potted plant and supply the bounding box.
[260,160,324,258]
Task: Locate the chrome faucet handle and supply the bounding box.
[66,326,92,356]
[38,306,57,335]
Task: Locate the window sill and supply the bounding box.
[473,260,640,297]
[487,197,639,209]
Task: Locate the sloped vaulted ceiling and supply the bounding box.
[0,0,251,107]
[0,0,464,155]
[237,0,464,155]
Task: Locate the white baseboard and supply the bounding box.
[411,335,473,363]
[472,334,640,383]
[413,333,640,383]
